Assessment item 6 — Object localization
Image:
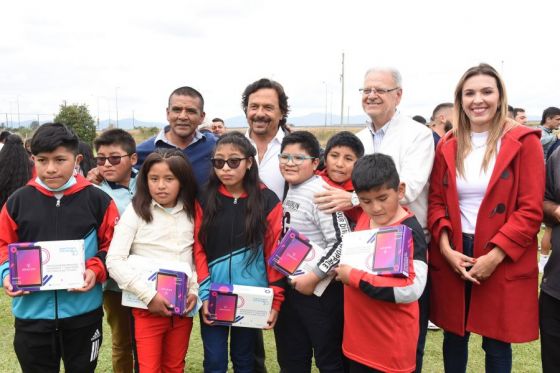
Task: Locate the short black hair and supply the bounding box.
[280,131,320,158]
[413,115,427,125]
[30,122,79,155]
[507,105,514,114]
[212,118,224,123]
[431,102,453,121]
[0,131,11,142]
[168,86,204,112]
[513,108,525,117]
[94,128,137,154]
[541,107,560,125]
[324,131,364,159]
[352,153,400,192]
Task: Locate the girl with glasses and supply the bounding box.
[195,131,285,372]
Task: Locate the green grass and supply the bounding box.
[0,291,543,373]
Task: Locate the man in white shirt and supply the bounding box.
[241,78,291,373]
[315,67,435,373]
[242,78,291,201]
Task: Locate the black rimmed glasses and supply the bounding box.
[359,87,400,95]
[211,157,248,169]
[94,154,132,166]
[278,153,316,165]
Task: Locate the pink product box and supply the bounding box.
[268,228,313,276]
[371,225,412,277]
[8,240,85,291]
[155,270,188,315]
[207,283,273,329]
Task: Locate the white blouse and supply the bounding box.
[456,131,498,234]
[106,200,198,305]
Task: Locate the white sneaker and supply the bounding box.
[427,320,440,330]
[539,254,550,274]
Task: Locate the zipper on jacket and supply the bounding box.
[54,290,59,331]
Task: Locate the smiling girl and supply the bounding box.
[428,63,544,372]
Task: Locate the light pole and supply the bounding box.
[322,82,328,127]
[115,87,120,128]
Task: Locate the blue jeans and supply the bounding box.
[201,321,258,373]
[442,234,512,373]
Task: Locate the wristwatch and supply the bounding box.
[351,191,360,207]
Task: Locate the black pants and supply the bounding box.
[540,291,560,373]
[254,330,267,373]
[14,320,102,373]
[414,278,430,373]
[275,281,345,373]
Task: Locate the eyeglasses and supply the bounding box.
[359,87,400,96]
[211,157,248,169]
[278,153,316,165]
[94,154,131,166]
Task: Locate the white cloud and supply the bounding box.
[1,0,558,126]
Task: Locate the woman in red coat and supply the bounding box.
[428,63,544,373]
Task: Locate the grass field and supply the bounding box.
[0,291,543,372]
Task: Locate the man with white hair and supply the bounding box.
[316,67,434,372]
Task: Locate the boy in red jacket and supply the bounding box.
[335,153,427,373]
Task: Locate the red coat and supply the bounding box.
[428,125,544,343]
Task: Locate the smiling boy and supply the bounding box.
[274,131,350,372]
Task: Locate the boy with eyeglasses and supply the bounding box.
[89,128,138,373]
[274,131,350,372]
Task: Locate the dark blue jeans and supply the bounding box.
[201,321,258,373]
[442,234,512,373]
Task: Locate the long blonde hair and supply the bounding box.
[453,63,517,177]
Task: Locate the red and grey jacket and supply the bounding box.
[0,175,119,331]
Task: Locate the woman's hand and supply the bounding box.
[263,309,279,330]
[469,247,506,282]
[201,300,214,325]
[314,185,353,213]
[147,293,173,317]
[440,231,478,284]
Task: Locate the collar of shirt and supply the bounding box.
[154,126,204,148]
[539,125,553,134]
[367,111,400,136]
[151,199,184,214]
[244,127,285,163]
[106,168,138,191]
[367,111,399,151]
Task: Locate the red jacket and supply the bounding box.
[428,125,544,342]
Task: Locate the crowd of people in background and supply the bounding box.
[0,62,558,373]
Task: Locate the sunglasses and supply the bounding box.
[94,154,131,166]
[211,157,248,169]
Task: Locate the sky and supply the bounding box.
[1,0,558,127]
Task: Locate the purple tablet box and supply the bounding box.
[370,225,412,277]
[9,242,43,291]
[155,269,188,315]
[268,228,313,276]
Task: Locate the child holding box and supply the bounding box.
[195,132,284,372]
[106,149,199,373]
[92,128,138,373]
[334,154,428,373]
[0,123,119,373]
[275,131,350,372]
